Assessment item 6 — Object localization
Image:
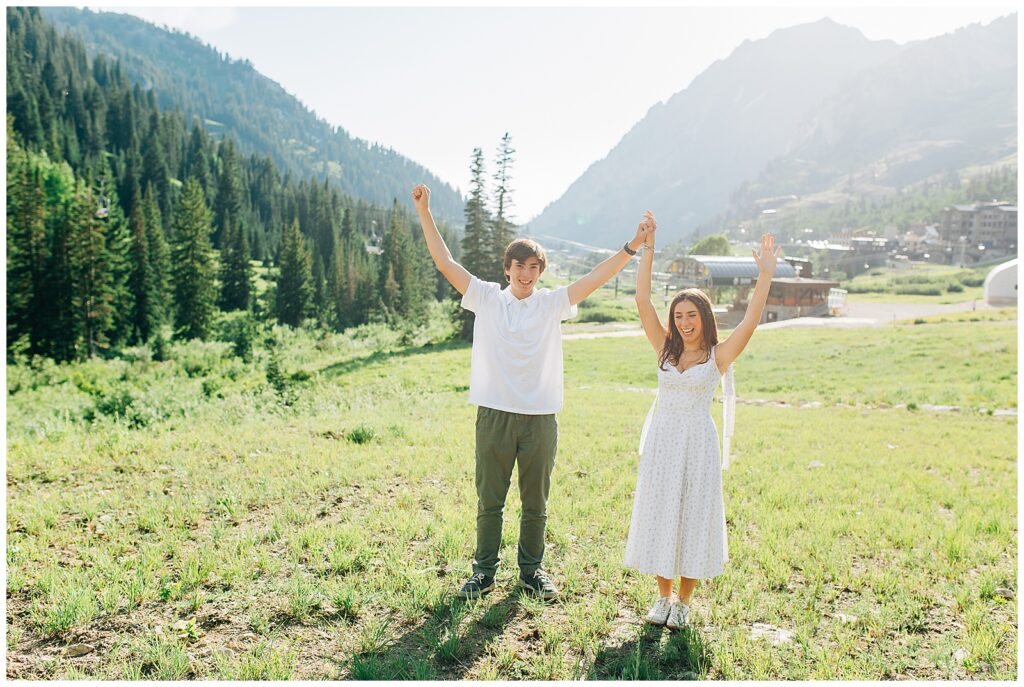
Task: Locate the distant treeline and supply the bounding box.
[703,165,1017,241]
[6,6,462,362]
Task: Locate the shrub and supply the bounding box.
[152,333,169,362]
[218,311,257,363]
[265,347,292,405]
[347,425,376,444]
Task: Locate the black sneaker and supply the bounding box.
[457,572,494,599]
[519,568,559,600]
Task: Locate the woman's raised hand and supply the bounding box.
[638,210,657,247]
[752,233,780,275]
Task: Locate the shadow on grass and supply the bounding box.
[589,622,712,680]
[345,586,526,680]
[319,339,470,379]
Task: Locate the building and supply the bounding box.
[939,202,1018,251]
[666,256,836,324]
[761,278,841,322]
[666,255,798,293]
[984,259,1017,306]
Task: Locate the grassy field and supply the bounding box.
[843,263,992,304]
[5,313,1017,679]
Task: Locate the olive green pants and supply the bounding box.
[472,406,558,578]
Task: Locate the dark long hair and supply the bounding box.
[658,289,719,371]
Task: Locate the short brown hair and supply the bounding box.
[503,238,547,273]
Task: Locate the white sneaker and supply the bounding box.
[666,600,689,629]
[644,596,673,625]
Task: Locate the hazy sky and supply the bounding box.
[105,3,1015,221]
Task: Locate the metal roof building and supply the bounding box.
[667,255,798,288]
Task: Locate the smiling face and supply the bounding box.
[502,239,548,299]
[659,289,719,371]
[505,257,542,299]
[671,298,704,349]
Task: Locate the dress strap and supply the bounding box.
[721,363,736,470]
[712,345,736,470]
[638,388,658,455]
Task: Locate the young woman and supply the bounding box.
[624,217,779,629]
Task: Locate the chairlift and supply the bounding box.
[96,195,110,219]
[95,176,110,219]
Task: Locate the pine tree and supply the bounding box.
[184,120,213,203]
[462,148,491,278]
[47,198,77,361]
[213,137,243,248]
[127,183,159,343]
[459,148,492,338]
[67,178,115,358]
[377,199,422,322]
[96,160,134,350]
[143,183,171,328]
[6,144,50,355]
[276,218,313,327]
[219,210,253,311]
[491,132,516,270]
[171,177,217,340]
[311,250,328,322]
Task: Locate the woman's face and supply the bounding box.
[672,299,703,348]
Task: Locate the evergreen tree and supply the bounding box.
[219,210,253,311]
[143,183,171,327]
[461,148,491,278]
[491,132,516,269]
[377,199,422,322]
[311,251,328,322]
[141,110,172,219]
[276,218,313,327]
[96,159,135,350]
[171,177,217,340]
[47,196,77,361]
[213,137,243,248]
[67,178,115,358]
[184,120,213,203]
[459,147,492,338]
[6,144,50,355]
[127,183,159,342]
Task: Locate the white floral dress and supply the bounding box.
[623,345,735,580]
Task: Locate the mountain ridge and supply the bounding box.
[529,14,1016,246]
[39,7,466,223]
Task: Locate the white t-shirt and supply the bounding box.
[461,276,578,415]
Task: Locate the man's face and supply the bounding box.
[506,257,542,299]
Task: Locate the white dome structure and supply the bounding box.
[983,259,1018,306]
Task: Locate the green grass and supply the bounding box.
[6,317,1017,679]
[843,264,992,304]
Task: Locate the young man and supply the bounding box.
[412,183,654,600]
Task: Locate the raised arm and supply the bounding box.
[634,211,667,353]
[714,233,780,371]
[412,184,472,295]
[566,213,650,306]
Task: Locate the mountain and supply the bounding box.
[529,15,1016,247]
[39,7,465,222]
[734,15,1017,202]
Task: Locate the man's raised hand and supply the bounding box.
[412,184,430,213]
[633,210,656,247]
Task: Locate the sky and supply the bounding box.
[97,2,1016,222]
